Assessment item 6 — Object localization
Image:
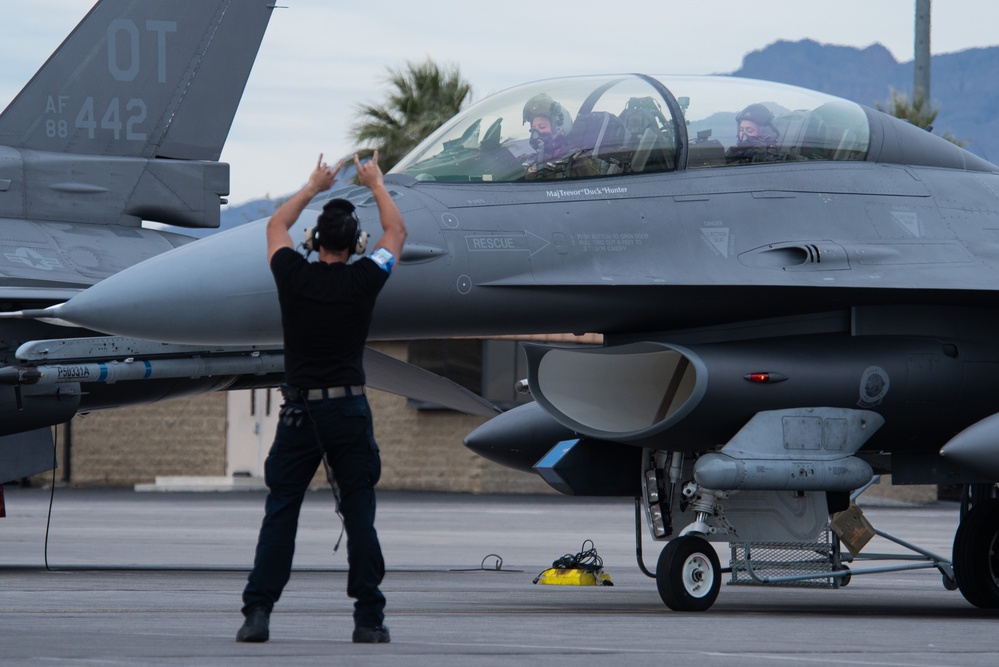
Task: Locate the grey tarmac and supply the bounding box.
[1,487,996,666]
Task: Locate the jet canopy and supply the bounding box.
[392,74,871,183]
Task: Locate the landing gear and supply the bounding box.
[656,535,721,611]
[960,483,997,520]
[953,496,999,608]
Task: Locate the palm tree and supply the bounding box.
[877,88,966,147]
[350,59,472,171]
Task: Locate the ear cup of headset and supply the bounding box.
[355,229,369,255]
[304,226,319,252]
[346,210,367,255]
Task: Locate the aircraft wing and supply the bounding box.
[363,347,501,417]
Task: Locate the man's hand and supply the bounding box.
[306,153,339,196]
[355,150,385,191]
[266,152,342,263]
[356,149,407,261]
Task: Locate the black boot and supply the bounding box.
[352,625,390,643]
[236,605,270,643]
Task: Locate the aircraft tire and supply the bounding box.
[952,497,999,608]
[656,535,721,612]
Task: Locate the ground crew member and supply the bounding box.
[237,150,406,644]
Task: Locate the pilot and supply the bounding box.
[725,103,780,165]
[523,93,574,175]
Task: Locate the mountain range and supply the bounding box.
[733,39,999,161]
[208,40,999,234]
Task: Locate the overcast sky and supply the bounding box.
[2,0,998,207]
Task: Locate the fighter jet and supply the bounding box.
[0,0,282,481]
[0,0,499,486]
[7,69,999,610]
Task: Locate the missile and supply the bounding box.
[2,353,284,386]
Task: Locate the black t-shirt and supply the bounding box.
[270,247,389,388]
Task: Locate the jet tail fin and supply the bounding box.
[0,0,274,161]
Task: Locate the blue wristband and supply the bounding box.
[369,247,395,274]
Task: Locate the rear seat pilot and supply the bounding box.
[725,103,780,165]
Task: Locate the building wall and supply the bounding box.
[36,392,227,487]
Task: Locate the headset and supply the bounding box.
[303,199,369,256]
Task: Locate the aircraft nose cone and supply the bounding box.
[464,402,575,473]
[45,220,284,345]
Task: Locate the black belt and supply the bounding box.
[282,385,365,401]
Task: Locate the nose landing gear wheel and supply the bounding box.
[656,535,721,611]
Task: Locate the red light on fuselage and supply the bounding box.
[744,372,787,383]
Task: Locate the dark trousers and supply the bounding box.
[242,394,385,628]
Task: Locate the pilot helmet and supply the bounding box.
[736,103,774,128]
[523,93,569,133]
